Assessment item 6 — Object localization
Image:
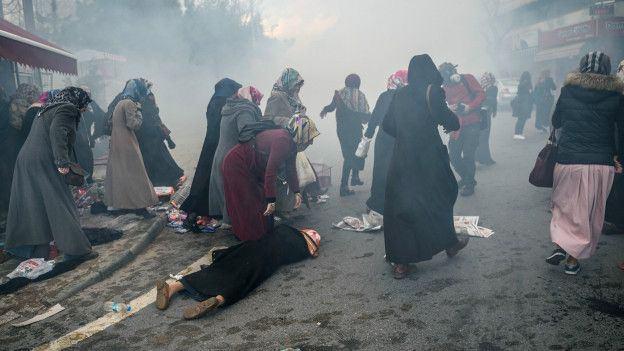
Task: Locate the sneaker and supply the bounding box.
[545,248,567,265]
[513,134,526,140]
[564,262,581,275]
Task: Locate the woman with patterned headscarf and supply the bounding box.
[5,87,96,261]
[264,68,306,127]
[221,116,319,241]
[476,72,498,166]
[208,86,263,228]
[321,74,371,196]
[104,78,158,217]
[546,52,624,275]
[364,69,407,214]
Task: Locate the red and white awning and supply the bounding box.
[0,19,77,75]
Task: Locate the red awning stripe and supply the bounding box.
[0,19,77,75]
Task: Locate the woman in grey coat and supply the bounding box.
[208,86,263,226]
[4,87,95,260]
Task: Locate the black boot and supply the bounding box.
[340,185,355,197]
[351,171,364,186]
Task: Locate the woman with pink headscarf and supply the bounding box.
[207,86,263,228]
[364,69,407,215]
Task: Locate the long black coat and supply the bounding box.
[365,89,396,214]
[5,103,92,256]
[181,78,241,215]
[136,99,184,187]
[383,84,460,264]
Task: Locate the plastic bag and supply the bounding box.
[7,258,55,280]
[296,152,317,188]
[355,137,372,158]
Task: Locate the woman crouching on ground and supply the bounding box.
[155,225,320,319]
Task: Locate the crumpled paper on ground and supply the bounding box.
[12,304,65,327]
[7,258,55,280]
[454,216,494,238]
[333,211,383,232]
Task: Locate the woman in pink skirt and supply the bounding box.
[546,52,624,275]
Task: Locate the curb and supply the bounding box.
[45,216,166,306]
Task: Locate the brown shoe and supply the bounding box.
[392,264,409,280]
[183,297,220,320]
[156,280,170,310]
[446,237,469,258]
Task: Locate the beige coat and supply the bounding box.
[104,99,158,209]
[263,91,295,127]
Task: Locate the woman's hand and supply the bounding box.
[615,156,623,174]
[294,193,303,210]
[263,202,276,216]
[58,167,69,175]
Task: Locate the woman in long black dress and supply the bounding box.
[364,69,407,215]
[180,79,242,223]
[136,93,185,187]
[155,225,320,319]
[320,74,371,196]
[383,54,469,279]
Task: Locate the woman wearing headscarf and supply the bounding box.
[321,74,371,196]
[208,86,263,227]
[476,72,498,165]
[264,68,306,127]
[545,52,624,275]
[155,225,320,320]
[0,87,11,214]
[5,87,95,261]
[511,71,534,140]
[181,78,242,222]
[383,54,469,279]
[4,84,40,197]
[104,78,158,217]
[364,69,407,215]
[533,70,557,132]
[135,92,185,187]
[222,116,319,241]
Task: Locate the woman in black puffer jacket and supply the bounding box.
[546,52,624,275]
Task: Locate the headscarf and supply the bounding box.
[345,74,361,89]
[480,72,496,89]
[38,89,61,104]
[579,51,611,75]
[122,78,152,102]
[519,71,532,90]
[618,60,624,81]
[44,86,92,110]
[213,78,242,98]
[288,115,320,151]
[387,69,408,90]
[272,68,306,113]
[438,62,458,85]
[409,55,443,88]
[237,86,264,105]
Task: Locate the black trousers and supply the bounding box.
[514,116,529,135]
[476,113,493,163]
[535,102,552,130]
[449,124,480,186]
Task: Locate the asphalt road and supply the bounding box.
[4,112,624,350]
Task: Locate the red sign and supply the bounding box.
[590,2,615,17]
[539,20,597,49]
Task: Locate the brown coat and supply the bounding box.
[263,91,295,127]
[104,99,157,209]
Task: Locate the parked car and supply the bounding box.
[497,78,519,109]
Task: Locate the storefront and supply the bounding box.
[0,18,77,94]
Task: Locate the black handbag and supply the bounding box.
[529,130,557,188]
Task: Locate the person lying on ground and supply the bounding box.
[155,225,320,320]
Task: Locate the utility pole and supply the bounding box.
[0,0,5,20]
[22,0,42,87]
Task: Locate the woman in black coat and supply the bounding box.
[180,78,242,223]
[383,54,469,279]
[135,93,185,187]
[364,69,407,215]
[511,71,533,139]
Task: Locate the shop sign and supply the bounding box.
[539,20,596,49]
[598,17,624,36]
[590,2,615,17]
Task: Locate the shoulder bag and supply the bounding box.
[529,130,557,188]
